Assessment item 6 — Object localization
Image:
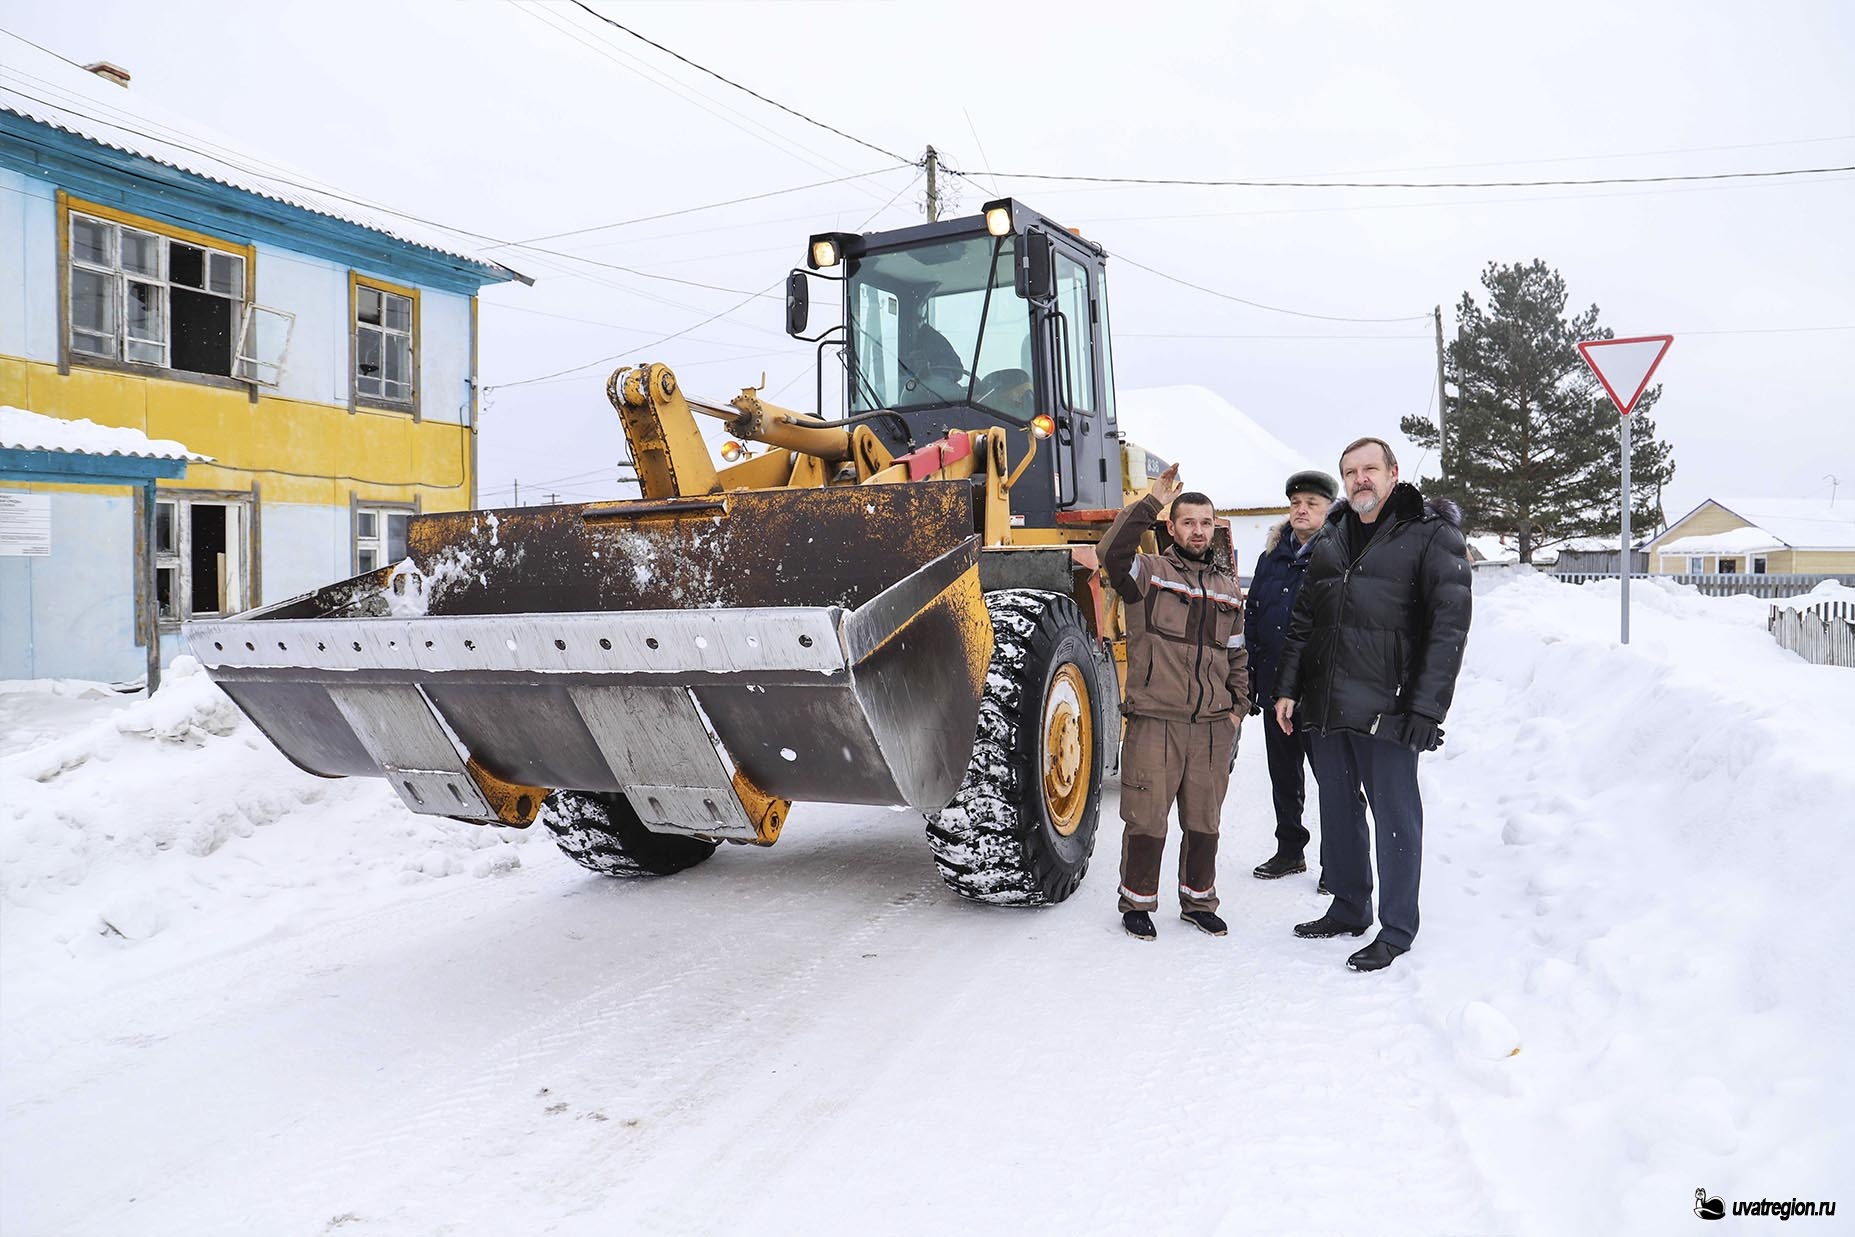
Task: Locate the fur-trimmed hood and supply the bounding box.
[1323,482,1462,530]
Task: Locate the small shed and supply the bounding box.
[1,407,206,691]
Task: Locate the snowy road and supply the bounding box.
[4,575,1850,1235]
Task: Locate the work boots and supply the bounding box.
[1253,850,1307,879]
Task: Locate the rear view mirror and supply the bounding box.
[785,271,810,337]
[1016,229,1056,301]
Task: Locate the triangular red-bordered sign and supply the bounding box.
[1577,335,1673,415]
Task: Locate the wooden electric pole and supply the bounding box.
[924,145,940,222]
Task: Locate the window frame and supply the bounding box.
[350,272,421,416]
[352,500,416,575]
[147,491,255,629]
[58,193,255,390]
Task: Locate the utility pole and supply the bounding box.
[546,492,560,506]
[924,145,940,222]
[512,478,520,507]
[1433,305,1449,480]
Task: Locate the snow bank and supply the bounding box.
[1419,571,1854,1230]
[0,657,539,996]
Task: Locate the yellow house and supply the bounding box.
[1,48,526,682]
[1648,498,1855,576]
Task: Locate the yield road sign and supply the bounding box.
[1578,335,1673,415]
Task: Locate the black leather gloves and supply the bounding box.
[1398,713,1444,752]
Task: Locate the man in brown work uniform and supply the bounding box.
[1101,462,1250,939]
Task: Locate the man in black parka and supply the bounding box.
[1273,436,1471,972]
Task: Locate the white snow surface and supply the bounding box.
[1655,526,1787,557]
[3,580,1851,1235]
[1117,385,1322,510]
[1657,497,1855,552]
[0,405,207,461]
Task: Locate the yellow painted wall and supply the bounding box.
[2,355,471,508]
[1652,501,1750,573]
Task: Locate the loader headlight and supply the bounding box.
[809,236,842,270]
[1031,414,1055,439]
[983,199,1013,237]
[720,440,746,462]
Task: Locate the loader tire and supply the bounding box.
[540,790,718,878]
[925,589,1106,905]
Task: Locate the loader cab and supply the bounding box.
[794,199,1122,524]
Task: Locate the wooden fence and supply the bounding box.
[1550,572,1855,600]
[1769,600,1855,668]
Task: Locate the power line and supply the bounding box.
[1114,255,1430,324]
[565,0,910,165]
[486,282,782,391]
[484,169,923,393]
[1120,331,1431,340]
[507,1,897,210]
[947,161,1855,191]
[498,166,910,247]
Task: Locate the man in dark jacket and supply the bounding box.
[1274,436,1471,972]
[1244,469,1338,885]
[1101,463,1250,941]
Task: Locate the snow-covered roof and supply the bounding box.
[1115,385,1322,510]
[1465,534,1518,563]
[0,37,524,283]
[1656,527,1786,557]
[1711,498,1855,552]
[0,405,208,462]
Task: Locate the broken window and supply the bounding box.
[67,208,248,378]
[151,496,249,623]
[355,280,415,405]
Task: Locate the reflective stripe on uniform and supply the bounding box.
[1148,575,1242,609]
[1119,884,1159,905]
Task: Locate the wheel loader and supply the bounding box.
[186,198,1214,906]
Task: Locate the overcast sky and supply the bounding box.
[9,0,1853,523]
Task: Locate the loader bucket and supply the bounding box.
[185,481,993,838]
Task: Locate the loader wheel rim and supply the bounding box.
[1042,663,1092,837]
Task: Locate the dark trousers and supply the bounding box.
[1306,729,1423,951]
[1262,706,1314,857]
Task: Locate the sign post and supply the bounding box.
[1576,334,1673,644]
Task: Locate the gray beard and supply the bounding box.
[1352,491,1380,515]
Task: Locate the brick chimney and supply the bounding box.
[83,62,131,88]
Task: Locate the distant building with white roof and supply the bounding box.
[1116,385,1324,578]
[1,37,525,683]
[1647,498,1855,577]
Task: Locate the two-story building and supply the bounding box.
[1,46,526,683]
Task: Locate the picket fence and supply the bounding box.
[1768,600,1855,669]
[1550,572,1853,600]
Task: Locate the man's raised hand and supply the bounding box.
[1152,462,1184,506]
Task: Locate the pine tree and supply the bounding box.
[1402,260,1676,563]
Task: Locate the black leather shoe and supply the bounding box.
[1179,910,1228,936]
[1122,910,1157,940]
[1253,851,1307,879]
[1346,939,1408,972]
[1293,913,1368,939]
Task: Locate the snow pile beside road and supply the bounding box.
[1419,572,1854,1231]
[0,657,538,984]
